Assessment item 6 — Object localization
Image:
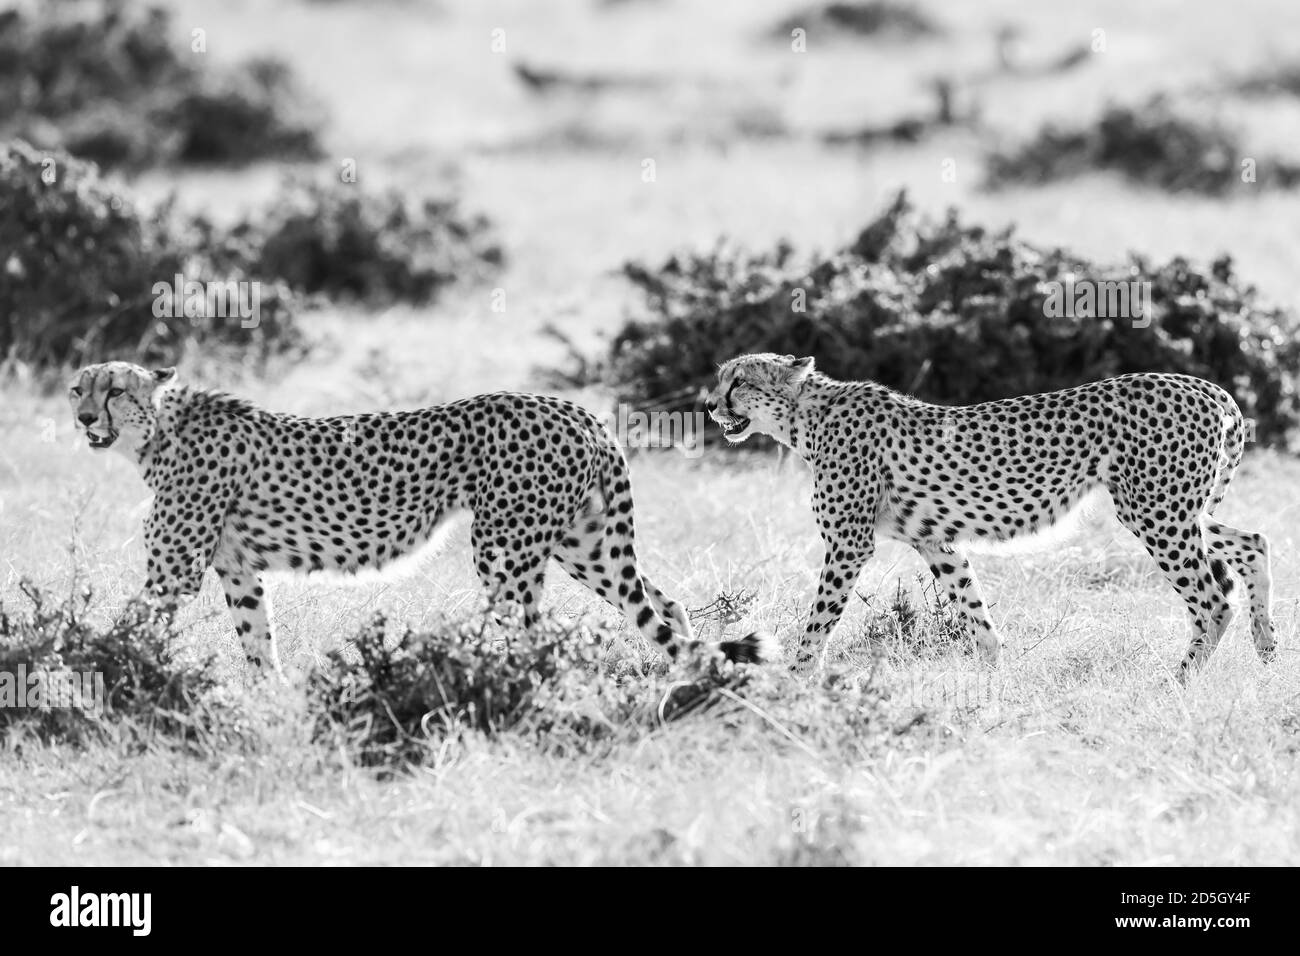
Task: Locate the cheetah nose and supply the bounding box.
[705,399,717,413]
[78,412,96,426]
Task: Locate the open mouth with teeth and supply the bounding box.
[86,430,118,450]
[717,416,751,439]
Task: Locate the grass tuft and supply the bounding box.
[307,610,906,773]
[0,581,238,752]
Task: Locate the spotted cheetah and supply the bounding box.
[70,362,768,676]
[706,353,1275,678]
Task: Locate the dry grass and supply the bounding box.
[3,0,1299,865]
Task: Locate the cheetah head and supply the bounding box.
[706,353,815,444]
[69,362,177,455]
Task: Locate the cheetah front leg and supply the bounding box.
[794,536,873,676]
[142,487,282,682]
[792,464,880,677]
[214,561,283,680]
[141,487,216,609]
[913,544,1003,663]
[139,484,235,649]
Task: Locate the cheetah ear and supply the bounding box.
[152,367,177,387]
[787,355,815,382]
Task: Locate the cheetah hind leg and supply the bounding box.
[549,510,688,659]
[1118,511,1233,679]
[469,515,559,634]
[556,512,691,635]
[552,510,773,665]
[914,544,1003,664]
[1204,518,1275,661]
[469,527,511,626]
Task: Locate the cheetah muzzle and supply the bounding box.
[717,415,750,439]
[85,427,117,450]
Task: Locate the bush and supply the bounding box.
[577,190,1300,447]
[1,141,501,370]
[0,141,303,370]
[155,56,324,167]
[0,582,232,751]
[770,2,941,40]
[308,614,728,767]
[234,179,504,305]
[0,3,182,117]
[308,611,897,771]
[986,97,1300,194]
[0,2,322,170]
[857,577,969,660]
[1230,63,1300,98]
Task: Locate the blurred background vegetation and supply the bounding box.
[3,0,1299,441]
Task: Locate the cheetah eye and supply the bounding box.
[69,386,82,397]
[107,387,125,398]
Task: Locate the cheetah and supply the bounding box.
[706,353,1275,678]
[70,362,769,676]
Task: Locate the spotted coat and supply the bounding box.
[70,362,767,675]
[706,353,1275,678]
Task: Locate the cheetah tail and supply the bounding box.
[716,630,780,665]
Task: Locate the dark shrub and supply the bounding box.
[575,191,1300,447]
[986,97,1300,194]
[0,582,232,750]
[241,179,504,305]
[770,2,941,40]
[0,3,182,118]
[308,611,894,770]
[307,613,745,768]
[53,100,160,170]
[0,2,322,169]
[0,142,500,371]
[1230,63,1300,97]
[154,56,324,166]
[0,141,303,370]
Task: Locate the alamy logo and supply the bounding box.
[152,274,261,328]
[605,404,706,459]
[49,886,151,936]
[0,665,104,718]
[1042,276,1152,328]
